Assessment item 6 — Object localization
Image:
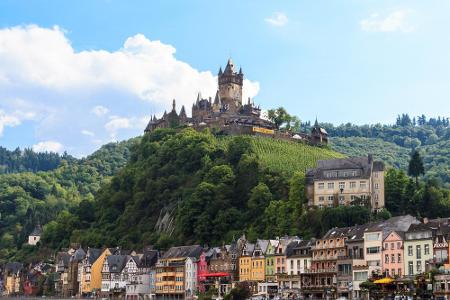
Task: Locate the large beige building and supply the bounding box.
[306,155,385,211]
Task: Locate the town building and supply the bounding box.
[89,247,114,294]
[382,231,405,278]
[100,254,128,297]
[403,223,434,277]
[125,247,159,300]
[306,154,385,211]
[155,245,202,300]
[78,247,102,296]
[3,262,23,295]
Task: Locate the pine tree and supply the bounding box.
[408,150,425,185]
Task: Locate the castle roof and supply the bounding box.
[30,225,42,236]
[224,58,235,74]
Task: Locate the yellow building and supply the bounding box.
[251,240,268,281]
[4,262,23,295]
[239,243,254,282]
[79,248,103,295]
[155,245,202,299]
[306,155,385,211]
[88,248,112,293]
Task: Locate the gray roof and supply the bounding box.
[138,248,158,268]
[71,247,86,262]
[30,225,42,236]
[86,248,102,264]
[306,155,384,181]
[106,255,128,273]
[4,262,23,274]
[367,215,420,239]
[285,241,300,258]
[255,239,269,253]
[162,245,203,259]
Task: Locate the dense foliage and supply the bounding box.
[0,139,138,263]
[0,146,71,174]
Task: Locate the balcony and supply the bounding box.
[303,268,336,274]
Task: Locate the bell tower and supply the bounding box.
[218,58,243,113]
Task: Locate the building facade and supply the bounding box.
[306,154,385,211]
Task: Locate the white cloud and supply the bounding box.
[105,116,132,139]
[91,105,109,117]
[81,130,95,136]
[265,12,289,27]
[360,10,415,33]
[0,25,260,155]
[32,141,64,153]
[0,110,20,137]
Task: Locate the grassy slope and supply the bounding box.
[219,136,344,175]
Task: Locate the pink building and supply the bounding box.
[197,252,209,292]
[382,231,404,278]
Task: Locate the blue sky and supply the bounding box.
[0,0,449,156]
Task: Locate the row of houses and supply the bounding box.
[4,215,450,299]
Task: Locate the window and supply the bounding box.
[391,254,395,263]
[408,246,413,256]
[385,254,389,263]
[424,244,430,255]
[374,172,379,178]
[375,183,379,189]
[328,182,334,189]
[354,271,368,281]
[319,196,324,202]
[328,195,334,202]
[338,195,345,203]
[397,242,401,249]
[398,269,401,277]
[384,243,388,249]
[339,182,345,189]
[408,262,413,275]
[391,269,395,276]
[350,182,356,188]
[386,269,389,276]
[318,183,324,189]
[360,181,367,189]
[374,194,379,200]
[416,245,421,259]
[391,243,394,250]
[417,261,422,273]
[367,247,380,254]
[366,233,380,241]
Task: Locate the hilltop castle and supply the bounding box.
[145,58,328,145]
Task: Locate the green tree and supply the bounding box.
[267,107,291,129]
[408,150,425,185]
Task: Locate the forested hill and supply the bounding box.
[0,138,139,263]
[316,114,450,187]
[40,129,347,252]
[0,146,72,174]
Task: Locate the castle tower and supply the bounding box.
[218,58,243,114]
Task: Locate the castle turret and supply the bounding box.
[218,58,243,114]
[179,105,187,119]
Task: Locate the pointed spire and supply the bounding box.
[209,97,212,104]
[163,110,167,119]
[224,58,235,73]
[239,67,243,75]
[218,67,223,75]
[214,90,220,104]
[172,99,176,112]
[180,105,187,118]
[248,97,251,105]
[314,117,319,127]
[196,92,202,103]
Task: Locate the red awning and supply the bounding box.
[203,272,230,277]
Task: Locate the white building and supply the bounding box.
[185,257,198,298]
[28,225,42,246]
